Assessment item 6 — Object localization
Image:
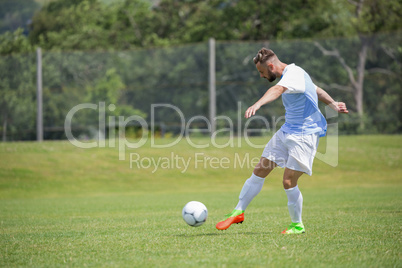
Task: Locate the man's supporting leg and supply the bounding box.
[282,168,305,234]
[284,185,303,223]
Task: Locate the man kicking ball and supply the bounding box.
[216,48,349,234]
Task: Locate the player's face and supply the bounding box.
[256,62,276,82]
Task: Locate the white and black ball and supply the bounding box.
[182,201,208,227]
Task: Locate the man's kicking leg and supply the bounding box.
[216,157,276,230]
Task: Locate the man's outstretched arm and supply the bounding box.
[245,85,287,118]
[316,87,349,114]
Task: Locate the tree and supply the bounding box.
[0,29,35,141]
[0,0,39,34]
[1,0,401,140]
[29,0,114,50]
[313,0,402,129]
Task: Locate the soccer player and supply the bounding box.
[216,48,349,234]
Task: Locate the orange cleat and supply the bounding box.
[216,210,245,230]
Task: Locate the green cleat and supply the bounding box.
[224,209,244,219]
[281,222,305,234]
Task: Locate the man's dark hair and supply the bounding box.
[253,48,276,64]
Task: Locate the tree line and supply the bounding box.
[0,0,401,140]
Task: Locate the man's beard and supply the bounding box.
[266,69,276,82]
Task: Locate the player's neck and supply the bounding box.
[276,62,288,77]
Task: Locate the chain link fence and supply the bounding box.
[1,32,401,141]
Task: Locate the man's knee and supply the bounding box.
[253,158,276,178]
[282,178,293,189]
[282,168,304,189]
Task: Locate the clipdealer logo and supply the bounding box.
[64,102,339,169]
[128,152,265,174]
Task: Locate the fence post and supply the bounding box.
[209,38,216,136]
[36,47,43,142]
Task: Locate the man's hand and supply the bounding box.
[331,102,349,114]
[245,103,261,118]
[316,87,349,114]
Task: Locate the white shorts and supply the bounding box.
[261,130,319,176]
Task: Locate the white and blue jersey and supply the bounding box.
[276,64,327,137]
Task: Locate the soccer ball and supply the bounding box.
[182,201,208,227]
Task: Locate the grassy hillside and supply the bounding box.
[0,135,401,267]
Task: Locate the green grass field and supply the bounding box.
[1,135,401,267]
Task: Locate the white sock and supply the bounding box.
[284,185,303,223]
[234,173,265,211]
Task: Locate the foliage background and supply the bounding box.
[0,0,401,141]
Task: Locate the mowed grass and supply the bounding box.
[0,135,401,267]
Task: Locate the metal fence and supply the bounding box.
[1,32,401,141]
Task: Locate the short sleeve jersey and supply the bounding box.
[276,63,327,137]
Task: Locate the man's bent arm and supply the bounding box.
[316,87,335,105]
[316,87,349,114]
[245,85,286,118]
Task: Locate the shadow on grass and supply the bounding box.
[174,231,272,237]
